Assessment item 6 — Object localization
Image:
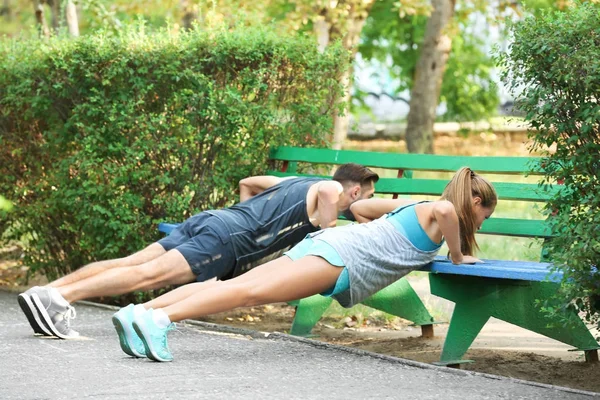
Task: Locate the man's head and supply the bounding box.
[333,163,379,216]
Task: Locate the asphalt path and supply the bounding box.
[1,290,597,400]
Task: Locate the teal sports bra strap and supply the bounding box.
[387,200,430,217]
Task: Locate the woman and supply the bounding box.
[113,167,497,361]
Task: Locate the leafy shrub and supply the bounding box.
[0,25,348,280]
[497,3,600,328]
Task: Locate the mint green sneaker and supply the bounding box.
[132,309,176,362]
[112,304,146,358]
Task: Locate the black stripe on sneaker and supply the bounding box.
[30,293,70,339]
[17,293,53,336]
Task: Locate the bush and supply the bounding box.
[497,3,600,329]
[0,25,348,280]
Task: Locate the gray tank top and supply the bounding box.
[308,215,442,308]
[208,177,324,273]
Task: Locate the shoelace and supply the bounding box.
[63,306,77,328]
[159,323,179,347]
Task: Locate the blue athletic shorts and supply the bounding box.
[157,212,236,282]
[284,237,350,296]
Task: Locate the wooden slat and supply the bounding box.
[421,256,561,282]
[267,172,559,202]
[158,222,179,235]
[375,179,558,201]
[270,146,543,174]
[479,218,552,238]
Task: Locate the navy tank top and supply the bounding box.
[208,177,325,272]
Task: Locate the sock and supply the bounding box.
[133,304,146,318]
[48,287,69,307]
[152,309,172,329]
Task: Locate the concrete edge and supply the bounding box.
[76,300,600,398]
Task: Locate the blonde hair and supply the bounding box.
[441,167,497,255]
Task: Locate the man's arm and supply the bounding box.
[349,198,416,223]
[239,175,292,202]
[316,181,344,229]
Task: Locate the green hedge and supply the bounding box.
[498,3,600,329]
[0,26,348,280]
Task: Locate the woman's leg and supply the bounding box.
[161,256,342,322]
[143,256,295,309]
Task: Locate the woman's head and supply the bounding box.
[441,167,497,255]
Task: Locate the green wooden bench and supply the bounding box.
[267,146,600,367]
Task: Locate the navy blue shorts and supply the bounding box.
[157,213,236,282]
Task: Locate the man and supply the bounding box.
[18,163,378,339]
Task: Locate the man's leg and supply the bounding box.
[26,249,195,339]
[57,249,196,303]
[49,243,167,288]
[18,243,167,337]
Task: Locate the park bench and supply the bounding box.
[159,145,600,367]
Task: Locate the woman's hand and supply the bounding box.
[449,254,482,264]
[460,255,483,264]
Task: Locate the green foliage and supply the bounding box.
[0,195,13,212]
[497,3,600,330]
[358,0,499,122]
[439,33,499,122]
[0,24,347,280]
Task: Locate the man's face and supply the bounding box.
[358,181,376,202]
[340,181,375,221]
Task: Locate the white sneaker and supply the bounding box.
[17,287,53,336]
[30,288,79,339]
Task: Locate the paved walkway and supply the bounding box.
[1,290,597,399]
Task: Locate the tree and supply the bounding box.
[405,0,455,153]
[280,1,377,149]
[32,0,79,37]
[1,0,11,21]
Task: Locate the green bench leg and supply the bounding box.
[361,278,436,337]
[289,295,334,337]
[438,301,490,364]
[430,274,600,364]
[290,278,434,337]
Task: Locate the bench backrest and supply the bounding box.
[268,146,554,240]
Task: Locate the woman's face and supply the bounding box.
[473,197,495,231]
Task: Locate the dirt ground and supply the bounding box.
[3,132,599,393]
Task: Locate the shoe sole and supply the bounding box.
[30,293,73,340]
[17,293,53,336]
[132,320,172,362]
[112,314,146,358]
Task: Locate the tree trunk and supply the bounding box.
[33,1,50,38]
[331,67,352,150]
[314,17,330,53]
[328,2,374,150]
[64,0,79,36]
[46,0,59,31]
[1,0,11,21]
[180,0,198,30]
[405,0,456,154]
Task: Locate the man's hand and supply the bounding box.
[239,176,289,202]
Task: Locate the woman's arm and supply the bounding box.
[350,198,416,223]
[431,200,464,265]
